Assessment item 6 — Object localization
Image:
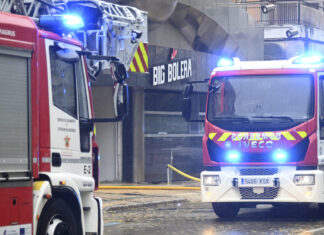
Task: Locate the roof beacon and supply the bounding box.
[217,58,234,67]
[293,55,324,65]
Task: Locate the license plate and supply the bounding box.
[238,177,273,187]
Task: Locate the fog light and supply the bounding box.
[294,174,315,185]
[203,175,221,186]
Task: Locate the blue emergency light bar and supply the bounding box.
[62,15,84,29]
[293,55,324,65]
[217,58,234,67]
[39,14,84,32]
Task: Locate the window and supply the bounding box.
[144,90,206,135]
[320,76,324,139]
[207,74,314,131]
[50,46,77,117]
[76,60,89,119]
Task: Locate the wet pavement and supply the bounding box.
[103,202,324,235]
[95,186,324,235]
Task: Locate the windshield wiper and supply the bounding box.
[251,115,294,122]
[211,116,250,123]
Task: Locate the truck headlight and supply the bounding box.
[294,174,315,185]
[203,175,221,186]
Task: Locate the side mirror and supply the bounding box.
[320,116,324,126]
[111,61,128,82]
[182,97,192,121]
[183,83,193,98]
[114,83,129,118]
[182,84,193,121]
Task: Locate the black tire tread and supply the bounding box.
[212,202,240,218]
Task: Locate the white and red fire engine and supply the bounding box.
[0,0,146,234]
[183,55,324,218]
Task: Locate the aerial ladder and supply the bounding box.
[0,0,147,76]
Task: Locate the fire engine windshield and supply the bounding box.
[207,74,314,131]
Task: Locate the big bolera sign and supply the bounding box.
[151,58,192,86]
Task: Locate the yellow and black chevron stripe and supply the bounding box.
[129,42,148,73]
[209,131,308,141]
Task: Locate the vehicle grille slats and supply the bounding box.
[239,168,278,176]
[239,187,279,199]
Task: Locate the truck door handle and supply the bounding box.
[52,153,61,167]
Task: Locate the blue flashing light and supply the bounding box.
[293,55,324,65]
[39,15,85,32]
[217,58,234,67]
[273,149,288,162]
[226,150,240,162]
[62,15,84,29]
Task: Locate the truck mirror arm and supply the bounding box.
[77,50,119,62]
[184,78,209,86]
[185,119,205,123]
[89,116,124,123]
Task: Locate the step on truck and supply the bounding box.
[183,55,324,218]
[0,0,147,234]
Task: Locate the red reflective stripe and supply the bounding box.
[137,47,148,72]
[132,57,140,72]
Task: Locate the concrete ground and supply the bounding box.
[94,181,201,212]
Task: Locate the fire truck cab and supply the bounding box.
[0,2,132,234]
[183,55,324,218]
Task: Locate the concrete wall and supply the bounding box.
[149,21,193,50]
[91,86,123,182]
[179,0,264,60]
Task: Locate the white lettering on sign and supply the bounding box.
[153,65,165,86]
[153,58,192,86]
[0,29,15,37]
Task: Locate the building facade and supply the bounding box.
[93,0,266,183]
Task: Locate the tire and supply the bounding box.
[318,203,324,216]
[37,198,81,235]
[212,202,240,218]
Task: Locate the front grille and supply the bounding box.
[239,168,278,176]
[239,187,279,199]
[207,137,309,163]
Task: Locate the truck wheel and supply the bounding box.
[37,198,81,235]
[318,203,324,216]
[212,203,240,218]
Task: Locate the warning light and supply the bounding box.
[273,149,288,162]
[217,58,234,67]
[293,55,324,65]
[39,15,84,32]
[226,150,240,162]
[62,15,84,29]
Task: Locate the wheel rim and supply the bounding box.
[46,217,72,235]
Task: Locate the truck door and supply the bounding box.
[318,74,324,165]
[45,40,92,176]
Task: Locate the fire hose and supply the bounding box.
[98,165,200,190]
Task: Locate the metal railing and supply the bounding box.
[243,2,324,30]
[244,3,300,26]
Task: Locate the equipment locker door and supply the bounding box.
[0,46,32,231]
[0,48,30,177]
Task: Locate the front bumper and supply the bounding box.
[201,167,324,203]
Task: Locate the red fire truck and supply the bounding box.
[183,55,324,218]
[0,0,146,234]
